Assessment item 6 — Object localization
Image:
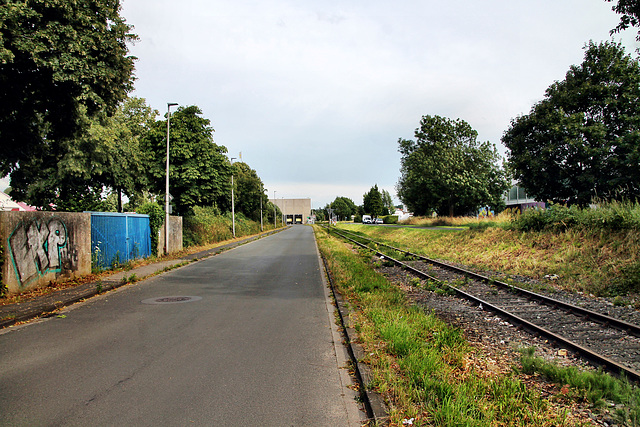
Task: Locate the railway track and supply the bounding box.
[323,225,640,382]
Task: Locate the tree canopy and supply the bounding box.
[607,0,640,43]
[91,97,158,212]
[331,196,357,220]
[363,185,384,218]
[232,162,269,222]
[0,0,137,179]
[144,105,231,216]
[502,41,640,205]
[381,189,394,214]
[397,115,508,216]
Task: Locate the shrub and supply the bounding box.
[137,202,165,256]
[383,215,398,224]
[509,200,640,232]
[183,206,262,247]
[467,221,498,231]
[612,260,640,295]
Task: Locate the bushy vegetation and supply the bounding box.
[383,215,398,224]
[402,201,640,234]
[400,211,511,228]
[509,201,640,232]
[342,213,640,298]
[0,241,5,296]
[183,206,265,247]
[137,202,165,256]
[519,348,640,425]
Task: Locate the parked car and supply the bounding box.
[362,215,372,224]
[374,218,383,224]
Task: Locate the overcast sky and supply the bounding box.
[114,0,637,209]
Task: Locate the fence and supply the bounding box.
[90,212,151,269]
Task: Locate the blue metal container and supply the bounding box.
[90,212,152,270]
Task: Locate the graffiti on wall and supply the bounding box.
[8,218,68,286]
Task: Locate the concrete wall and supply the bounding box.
[1,212,91,294]
[158,215,183,255]
[270,198,312,224]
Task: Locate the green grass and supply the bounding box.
[183,206,276,247]
[519,348,640,426]
[339,222,640,299]
[509,200,640,233]
[315,225,583,426]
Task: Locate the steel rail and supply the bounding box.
[333,226,640,337]
[324,225,640,382]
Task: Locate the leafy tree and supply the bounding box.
[232,162,269,222]
[0,0,136,183]
[397,115,508,216]
[138,202,165,256]
[331,196,357,221]
[503,41,640,205]
[144,105,231,216]
[7,97,157,212]
[363,185,384,218]
[313,208,327,222]
[9,107,109,211]
[265,201,282,226]
[85,97,157,212]
[322,203,331,221]
[381,189,394,213]
[106,98,158,211]
[607,0,640,43]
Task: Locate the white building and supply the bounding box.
[0,191,24,211]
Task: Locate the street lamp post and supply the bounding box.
[230,157,237,238]
[273,190,277,229]
[165,102,178,255]
[260,189,263,232]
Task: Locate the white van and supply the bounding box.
[362,215,372,224]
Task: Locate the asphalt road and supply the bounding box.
[0,226,363,426]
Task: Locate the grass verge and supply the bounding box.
[340,223,640,299]
[519,348,640,426]
[314,225,581,426]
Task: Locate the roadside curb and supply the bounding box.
[321,256,389,425]
[0,228,286,329]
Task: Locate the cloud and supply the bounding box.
[122,0,638,208]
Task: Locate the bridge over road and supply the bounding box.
[0,226,364,426]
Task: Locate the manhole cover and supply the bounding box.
[141,296,202,305]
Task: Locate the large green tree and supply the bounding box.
[331,196,357,221]
[607,0,640,43]
[381,189,394,214]
[232,162,269,221]
[503,41,640,205]
[144,105,232,216]
[397,115,508,217]
[363,185,384,218]
[7,97,157,212]
[82,97,158,212]
[0,0,137,184]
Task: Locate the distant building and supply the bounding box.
[504,185,545,212]
[393,207,413,221]
[0,191,37,211]
[270,198,312,225]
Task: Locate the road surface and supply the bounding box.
[0,226,363,426]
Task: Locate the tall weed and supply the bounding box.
[315,226,580,426]
[510,200,640,232]
[183,206,263,246]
